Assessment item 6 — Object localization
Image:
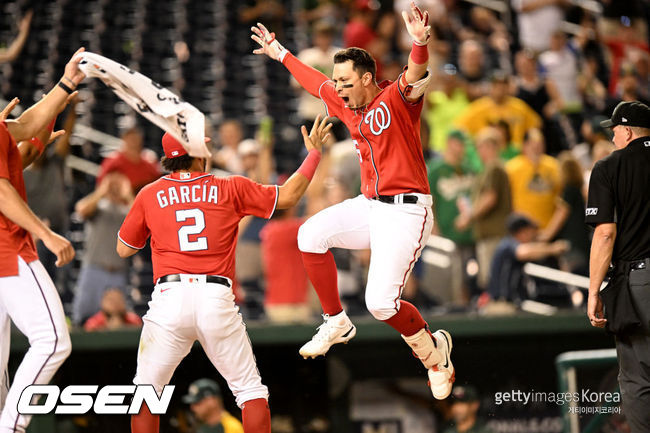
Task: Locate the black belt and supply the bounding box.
[629,259,648,270]
[614,258,649,271]
[157,274,231,287]
[373,194,418,204]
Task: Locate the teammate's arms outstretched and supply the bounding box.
[277,114,331,209]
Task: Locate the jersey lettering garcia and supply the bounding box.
[118,172,278,282]
[318,74,430,198]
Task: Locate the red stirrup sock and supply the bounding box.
[242,398,271,433]
[301,251,343,316]
[383,300,427,336]
[131,403,159,433]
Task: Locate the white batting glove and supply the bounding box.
[401,2,431,46]
[251,22,288,62]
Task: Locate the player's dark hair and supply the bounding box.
[161,154,194,172]
[334,47,376,80]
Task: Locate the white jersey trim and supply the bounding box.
[117,233,146,250]
[267,185,279,219]
[162,174,213,183]
[318,81,332,117]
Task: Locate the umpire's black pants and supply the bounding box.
[617,263,650,433]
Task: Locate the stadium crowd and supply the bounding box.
[2,0,650,329]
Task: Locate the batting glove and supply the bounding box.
[251,23,288,62]
[402,2,431,46]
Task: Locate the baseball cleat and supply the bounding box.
[428,329,454,399]
[299,311,356,358]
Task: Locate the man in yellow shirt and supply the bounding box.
[183,378,244,433]
[505,129,562,231]
[455,71,541,148]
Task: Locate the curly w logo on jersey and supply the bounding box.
[364,101,391,136]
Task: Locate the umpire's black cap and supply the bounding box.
[600,101,650,128]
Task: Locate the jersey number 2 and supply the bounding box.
[176,209,208,251]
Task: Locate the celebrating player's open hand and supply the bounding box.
[251,23,285,61]
[402,2,431,45]
[301,114,332,153]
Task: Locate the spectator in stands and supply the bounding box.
[24,97,77,286]
[455,71,541,148]
[552,151,590,276]
[487,214,568,305]
[343,0,386,77]
[0,10,32,63]
[511,0,567,53]
[424,64,470,155]
[539,31,583,145]
[457,40,490,101]
[505,128,562,230]
[235,133,276,320]
[213,119,245,174]
[84,288,142,332]
[73,172,134,325]
[456,128,512,291]
[260,207,311,323]
[492,120,519,162]
[183,378,244,433]
[428,130,476,305]
[573,116,612,171]
[513,49,566,154]
[605,63,650,115]
[96,127,161,192]
[293,20,346,141]
[442,385,494,433]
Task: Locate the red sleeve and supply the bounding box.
[230,176,278,219]
[118,192,150,249]
[0,123,13,180]
[282,53,330,98]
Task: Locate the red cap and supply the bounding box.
[162,132,188,158]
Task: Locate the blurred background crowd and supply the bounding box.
[1,0,649,331]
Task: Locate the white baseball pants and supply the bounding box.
[133,275,268,408]
[298,194,433,320]
[0,258,71,433]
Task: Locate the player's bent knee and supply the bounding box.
[297,221,326,253]
[365,298,397,321]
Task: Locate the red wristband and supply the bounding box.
[47,117,56,132]
[297,149,322,181]
[30,137,44,155]
[411,42,429,65]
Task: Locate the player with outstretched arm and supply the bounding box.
[117,116,332,433]
[251,2,454,399]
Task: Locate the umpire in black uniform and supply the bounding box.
[586,101,650,433]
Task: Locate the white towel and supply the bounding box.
[78,52,210,158]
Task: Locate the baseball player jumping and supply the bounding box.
[252,3,455,399]
[0,48,84,433]
[117,117,332,433]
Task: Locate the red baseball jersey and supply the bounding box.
[118,172,278,283]
[0,122,38,277]
[319,75,430,198]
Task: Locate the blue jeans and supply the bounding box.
[72,264,128,325]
